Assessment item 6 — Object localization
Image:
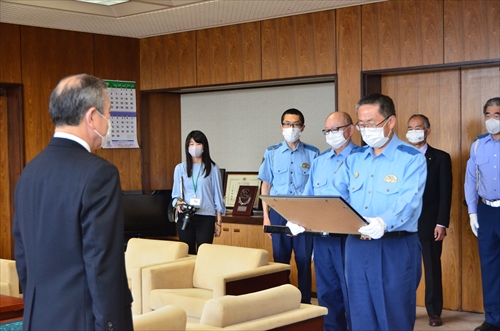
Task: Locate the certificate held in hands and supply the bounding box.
[260,195,368,235]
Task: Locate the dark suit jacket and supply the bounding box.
[14,138,133,331]
[418,145,453,241]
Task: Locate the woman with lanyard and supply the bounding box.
[172,130,226,254]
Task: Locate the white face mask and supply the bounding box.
[485,118,500,134]
[189,145,203,158]
[406,129,425,144]
[282,128,302,143]
[326,130,347,149]
[94,111,112,148]
[359,119,390,149]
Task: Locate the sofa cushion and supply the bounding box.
[150,288,212,318]
[193,245,268,290]
[199,284,301,328]
[125,239,188,273]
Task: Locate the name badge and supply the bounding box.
[190,198,201,206]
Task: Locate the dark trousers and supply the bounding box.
[177,213,215,255]
[314,236,350,331]
[269,209,313,304]
[420,238,443,317]
[345,233,422,331]
[477,202,500,328]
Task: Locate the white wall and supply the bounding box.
[180,82,336,172]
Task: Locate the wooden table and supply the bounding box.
[0,294,24,321]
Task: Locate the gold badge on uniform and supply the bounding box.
[354,172,359,178]
[384,174,397,183]
[302,163,310,169]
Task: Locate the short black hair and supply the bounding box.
[356,93,396,119]
[281,108,305,125]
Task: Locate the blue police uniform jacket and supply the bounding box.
[465,133,500,214]
[258,140,319,195]
[338,134,427,232]
[303,141,357,199]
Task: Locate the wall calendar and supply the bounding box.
[103,80,139,148]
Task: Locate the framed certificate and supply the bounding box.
[224,172,261,209]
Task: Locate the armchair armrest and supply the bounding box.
[133,304,187,331]
[213,262,290,297]
[142,259,196,313]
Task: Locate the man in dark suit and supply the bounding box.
[13,74,133,330]
[406,114,452,327]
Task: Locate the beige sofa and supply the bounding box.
[136,284,327,331]
[0,259,20,297]
[125,238,193,314]
[143,244,290,318]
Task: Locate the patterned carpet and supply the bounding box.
[0,321,22,331]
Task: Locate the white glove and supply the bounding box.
[286,221,305,235]
[469,214,479,237]
[358,217,386,239]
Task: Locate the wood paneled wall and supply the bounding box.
[382,70,462,310]
[197,22,261,85]
[0,94,11,259]
[0,24,21,83]
[94,34,142,190]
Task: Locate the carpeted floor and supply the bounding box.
[0,320,22,331]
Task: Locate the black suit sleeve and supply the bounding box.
[436,151,453,228]
[80,161,133,330]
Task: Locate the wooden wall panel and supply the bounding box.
[94,35,142,190]
[362,0,443,70]
[444,0,500,63]
[0,24,22,83]
[20,26,94,163]
[460,66,500,313]
[0,94,11,259]
[382,70,461,311]
[336,6,362,145]
[140,32,197,90]
[140,93,181,190]
[261,11,335,80]
[197,22,261,85]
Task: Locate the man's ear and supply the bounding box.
[84,107,96,128]
[300,125,306,132]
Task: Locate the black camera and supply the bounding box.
[174,198,198,231]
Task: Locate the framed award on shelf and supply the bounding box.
[224,172,261,209]
[232,186,259,216]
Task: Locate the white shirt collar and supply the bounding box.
[419,143,428,155]
[53,132,91,152]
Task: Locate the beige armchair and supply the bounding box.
[142,244,290,318]
[0,259,20,297]
[187,284,328,330]
[133,305,187,331]
[125,238,192,314]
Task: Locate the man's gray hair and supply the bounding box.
[49,74,107,127]
[483,97,500,114]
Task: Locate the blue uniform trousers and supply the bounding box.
[345,233,422,331]
[314,236,350,331]
[477,202,500,328]
[270,209,313,303]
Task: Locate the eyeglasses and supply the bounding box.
[282,122,303,129]
[322,124,350,135]
[355,116,391,130]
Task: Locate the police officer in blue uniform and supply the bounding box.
[303,111,358,331]
[258,108,319,304]
[465,97,500,331]
[337,93,427,330]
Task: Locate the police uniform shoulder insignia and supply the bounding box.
[475,133,489,141]
[267,142,282,151]
[302,163,310,169]
[398,145,420,155]
[303,143,320,153]
[384,174,397,183]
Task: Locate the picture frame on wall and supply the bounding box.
[224,172,261,210]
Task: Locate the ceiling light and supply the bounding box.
[76,0,129,6]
